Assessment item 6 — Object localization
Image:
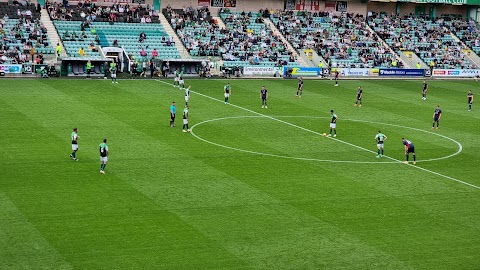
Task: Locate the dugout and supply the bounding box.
[61,57,113,76]
[160,59,204,77]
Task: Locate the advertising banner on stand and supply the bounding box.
[283,67,321,77]
[0,64,22,73]
[243,66,276,76]
[331,68,378,77]
[432,69,480,77]
[378,68,425,77]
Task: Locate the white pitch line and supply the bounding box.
[157,80,480,190]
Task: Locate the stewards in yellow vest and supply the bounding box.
[392,60,397,67]
[318,62,324,68]
[416,62,421,69]
[56,43,62,57]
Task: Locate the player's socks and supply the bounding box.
[381,149,384,155]
[406,155,409,161]
[102,164,107,170]
[377,149,380,155]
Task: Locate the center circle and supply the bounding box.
[190,116,462,164]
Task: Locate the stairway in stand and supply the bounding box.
[158,12,190,59]
[40,9,67,59]
[263,18,308,67]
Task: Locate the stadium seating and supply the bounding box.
[368,14,476,69]
[167,7,300,67]
[53,21,180,60]
[272,11,397,68]
[48,3,181,60]
[446,18,480,55]
[0,2,53,64]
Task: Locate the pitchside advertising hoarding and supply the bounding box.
[243,66,282,76]
[283,67,321,76]
[0,64,22,73]
[433,69,480,77]
[378,68,425,77]
[330,68,378,76]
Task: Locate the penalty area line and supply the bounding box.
[156,79,480,191]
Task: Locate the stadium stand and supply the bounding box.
[368,13,477,69]
[0,1,53,64]
[272,10,399,68]
[48,2,180,60]
[165,7,300,67]
[447,18,480,55]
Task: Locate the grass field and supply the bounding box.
[1,77,479,269]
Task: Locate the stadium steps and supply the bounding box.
[364,23,410,68]
[212,16,226,30]
[97,31,109,47]
[40,9,67,58]
[263,18,308,67]
[158,12,190,59]
[446,27,480,69]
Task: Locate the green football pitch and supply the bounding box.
[1,77,479,269]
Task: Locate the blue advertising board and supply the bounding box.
[283,67,321,77]
[378,68,425,77]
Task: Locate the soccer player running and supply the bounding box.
[99,138,108,174]
[110,63,118,84]
[224,83,231,104]
[260,86,268,108]
[402,137,416,164]
[432,105,442,129]
[375,131,387,158]
[422,80,428,100]
[296,77,303,97]
[185,85,191,106]
[468,90,473,111]
[327,110,337,137]
[182,105,191,132]
[334,71,339,86]
[170,101,176,127]
[354,86,363,107]
[69,128,79,161]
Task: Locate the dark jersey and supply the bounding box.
[403,139,414,149]
[357,89,363,99]
[434,108,442,118]
[261,89,267,99]
[99,143,108,157]
[298,80,303,90]
[423,83,428,92]
[330,114,337,123]
[335,72,339,79]
[468,92,473,103]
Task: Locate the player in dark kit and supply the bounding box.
[432,105,442,129]
[468,90,473,111]
[296,77,303,97]
[402,138,416,164]
[334,71,339,86]
[261,86,268,108]
[422,80,428,100]
[354,86,363,107]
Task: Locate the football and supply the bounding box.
[322,133,327,136]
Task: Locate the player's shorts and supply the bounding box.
[357,96,362,100]
[329,123,336,129]
[422,90,427,94]
[262,96,267,100]
[185,96,189,102]
[179,80,184,85]
[100,156,108,162]
[111,73,116,78]
[407,146,415,153]
[183,119,188,124]
[171,114,175,121]
[377,143,384,148]
[72,144,78,151]
[469,100,473,104]
[224,93,230,98]
[433,116,439,122]
[174,77,179,82]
